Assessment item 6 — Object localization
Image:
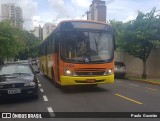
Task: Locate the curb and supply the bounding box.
[126,78,160,86]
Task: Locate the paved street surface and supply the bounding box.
[0,66,160,121]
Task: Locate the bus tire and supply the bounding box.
[42,65,44,73]
[51,68,60,88]
[55,81,60,88]
[42,65,46,77]
[90,84,98,87]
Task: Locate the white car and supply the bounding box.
[114,61,126,78]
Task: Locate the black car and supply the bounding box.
[0,62,39,99]
[0,59,4,65]
[114,61,126,78]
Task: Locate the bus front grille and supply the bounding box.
[75,68,105,76]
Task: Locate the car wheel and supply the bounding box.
[33,94,39,99]
[32,92,39,99]
[120,74,125,79]
[32,88,39,99]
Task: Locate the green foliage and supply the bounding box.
[109,20,124,50]
[110,7,160,79]
[0,21,25,59]
[0,21,41,60]
[17,31,41,59]
[119,7,160,61]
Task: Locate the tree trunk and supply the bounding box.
[142,60,147,79]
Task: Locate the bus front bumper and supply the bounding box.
[60,75,114,86]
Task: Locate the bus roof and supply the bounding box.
[41,20,112,43]
[58,20,112,32]
[58,20,111,26]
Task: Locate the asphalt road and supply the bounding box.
[0,68,160,121]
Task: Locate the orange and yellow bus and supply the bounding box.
[39,20,114,87]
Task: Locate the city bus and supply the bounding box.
[39,20,114,87]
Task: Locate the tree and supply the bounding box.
[117,8,160,79]
[0,20,41,61]
[0,21,25,60]
[16,30,41,60]
[109,20,124,50]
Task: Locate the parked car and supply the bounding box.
[31,59,37,65]
[0,62,39,99]
[31,58,40,70]
[114,61,126,78]
[0,58,4,65]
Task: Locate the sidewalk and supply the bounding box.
[126,77,160,85]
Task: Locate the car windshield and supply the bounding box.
[60,31,113,63]
[0,64,33,76]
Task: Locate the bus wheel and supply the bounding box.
[51,68,60,88]
[42,65,44,73]
[54,80,60,88]
[42,65,46,77]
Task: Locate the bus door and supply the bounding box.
[53,33,60,83]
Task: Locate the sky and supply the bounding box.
[0,0,160,30]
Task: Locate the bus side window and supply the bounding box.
[49,37,52,54]
[113,35,116,51]
[44,41,47,55]
[54,32,59,53]
[51,33,56,53]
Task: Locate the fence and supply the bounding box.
[115,48,160,78]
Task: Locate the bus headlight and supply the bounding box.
[64,69,73,76]
[64,69,77,76]
[103,69,113,75]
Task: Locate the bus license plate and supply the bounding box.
[86,79,96,83]
[8,89,21,94]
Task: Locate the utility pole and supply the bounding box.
[81,0,115,22]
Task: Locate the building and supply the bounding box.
[31,25,43,41]
[87,0,106,23]
[15,7,23,29]
[1,3,23,29]
[31,23,56,41]
[43,23,56,40]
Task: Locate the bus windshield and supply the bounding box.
[60,31,113,63]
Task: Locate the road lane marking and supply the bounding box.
[37,78,40,83]
[40,88,44,92]
[43,95,48,101]
[145,87,158,91]
[47,107,55,118]
[129,83,140,87]
[115,94,143,105]
[38,84,41,87]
